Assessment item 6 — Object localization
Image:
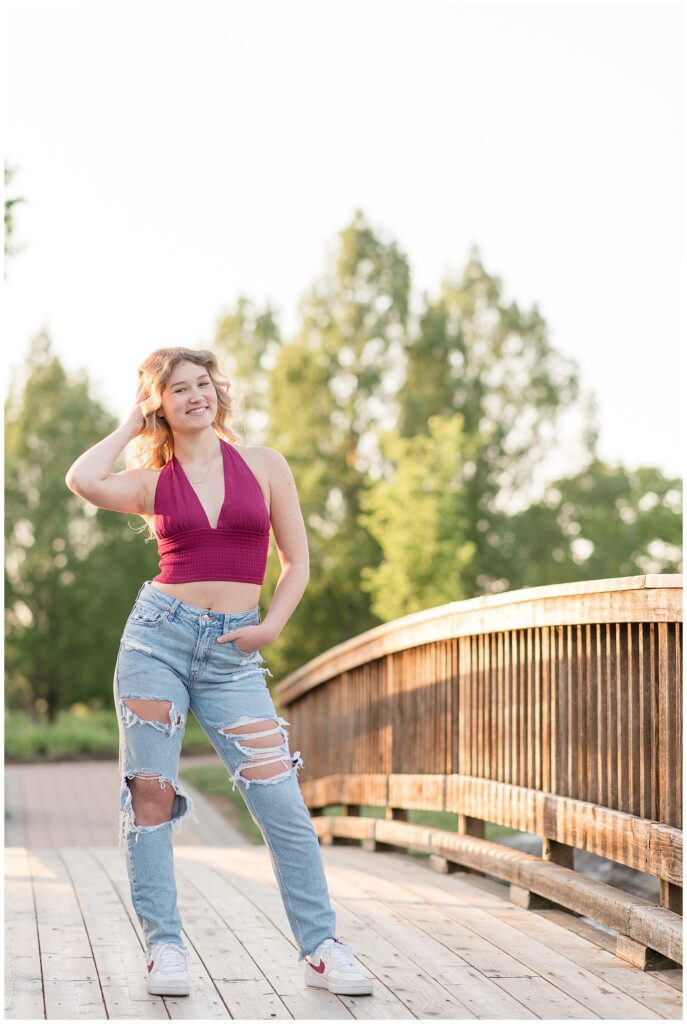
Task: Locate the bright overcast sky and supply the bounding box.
[4,0,683,478]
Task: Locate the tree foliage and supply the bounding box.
[501,461,682,586]
[263,209,411,671]
[397,245,597,595]
[214,294,282,436]
[5,333,158,718]
[358,415,477,619]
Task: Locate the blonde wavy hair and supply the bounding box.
[127,347,243,540]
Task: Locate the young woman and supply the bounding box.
[65,347,373,998]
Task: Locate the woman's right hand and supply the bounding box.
[125,378,149,436]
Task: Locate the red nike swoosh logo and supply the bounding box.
[309,959,326,973]
[147,961,154,973]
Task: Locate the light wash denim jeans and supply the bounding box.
[113,580,337,962]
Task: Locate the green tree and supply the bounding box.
[263,209,411,668]
[398,245,598,596]
[358,414,477,619]
[5,333,156,718]
[214,294,282,438]
[500,460,683,586]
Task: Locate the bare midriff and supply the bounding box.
[149,579,261,614]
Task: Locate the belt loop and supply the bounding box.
[167,598,181,621]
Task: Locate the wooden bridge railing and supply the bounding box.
[276,575,683,971]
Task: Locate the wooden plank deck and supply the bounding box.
[5,842,683,1020]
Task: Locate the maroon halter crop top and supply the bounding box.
[152,438,270,585]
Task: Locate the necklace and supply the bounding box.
[178,444,221,484]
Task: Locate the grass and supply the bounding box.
[179,764,265,845]
[4,708,215,761]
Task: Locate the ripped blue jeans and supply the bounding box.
[113,580,337,961]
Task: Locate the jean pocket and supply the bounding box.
[229,640,258,658]
[128,601,166,627]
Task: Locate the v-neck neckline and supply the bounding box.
[173,438,227,530]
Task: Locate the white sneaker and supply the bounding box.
[146,942,191,995]
[304,937,373,995]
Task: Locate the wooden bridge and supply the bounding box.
[5,575,683,1019]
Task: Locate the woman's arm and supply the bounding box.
[259,449,310,642]
[65,382,149,514]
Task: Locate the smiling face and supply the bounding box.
[159,359,219,434]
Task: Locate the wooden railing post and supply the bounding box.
[542,837,575,869]
[660,879,683,915]
[430,813,486,875]
[386,807,408,822]
[327,803,360,846]
[509,837,575,910]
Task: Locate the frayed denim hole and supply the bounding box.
[218,717,301,791]
[118,772,198,847]
[229,753,302,791]
[119,698,183,737]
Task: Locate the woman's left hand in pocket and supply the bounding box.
[216,624,272,655]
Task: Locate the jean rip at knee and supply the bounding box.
[117,695,195,846]
[118,770,197,848]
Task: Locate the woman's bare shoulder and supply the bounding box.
[249,447,303,513]
[231,445,278,510]
[238,444,288,476]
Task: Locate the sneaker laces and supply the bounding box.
[323,937,361,972]
[150,942,189,975]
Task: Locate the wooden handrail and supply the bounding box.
[277,575,683,969]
